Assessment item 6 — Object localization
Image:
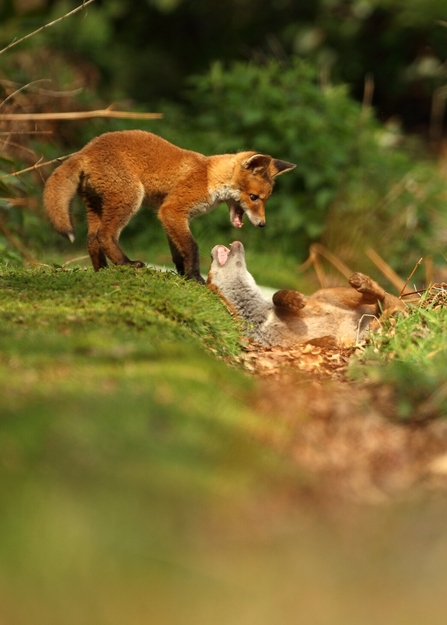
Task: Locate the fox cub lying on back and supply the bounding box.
[207,241,405,347]
[43,130,295,282]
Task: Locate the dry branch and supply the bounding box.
[0,131,52,136]
[0,154,74,179]
[366,247,405,293]
[399,257,423,298]
[0,108,163,121]
[0,219,37,264]
[0,0,96,56]
[297,243,353,287]
[0,78,83,99]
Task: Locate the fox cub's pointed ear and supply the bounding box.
[242,154,272,175]
[270,159,296,177]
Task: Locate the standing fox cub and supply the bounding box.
[44,130,295,282]
[208,241,406,347]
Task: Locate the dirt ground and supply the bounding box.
[239,342,447,504]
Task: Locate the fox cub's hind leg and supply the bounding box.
[349,272,386,304]
[86,209,108,270]
[350,271,406,316]
[82,185,145,270]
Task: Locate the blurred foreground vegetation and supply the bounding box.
[1,264,447,624]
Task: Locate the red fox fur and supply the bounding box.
[207,241,406,347]
[43,130,295,282]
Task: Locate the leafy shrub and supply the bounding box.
[2,52,446,277]
[157,57,447,275]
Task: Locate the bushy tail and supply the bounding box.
[43,154,84,243]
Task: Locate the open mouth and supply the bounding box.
[230,204,245,229]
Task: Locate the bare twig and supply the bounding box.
[0,79,54,110]
[0,131,53,136]
[297,243,353,282]
[366,247,406,292]
[0,108,163,121]
[0,153,74,179]
[0,78,83,99]
[400,288,427,298]
[399,257,423,298]
[0,0,96,56]
[361,73,374,120]
[63,255,90,266]
[373,173,412,213]
[0,198,35,208]
[312,252,328,288]
[0,219,37,264]
[0,139,41,158]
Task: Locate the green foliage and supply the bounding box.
[156,58,446,274]
[3,0,447,131]
[1,46,446,279]
[350,295,447,421]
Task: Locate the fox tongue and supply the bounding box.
[232,214,243,228]
[231,206,244,228]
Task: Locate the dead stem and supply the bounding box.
[399,257,423,298]
[366,247,405,292]
[0,0,96,56]
[0,153,75,179]
[0,108,162,122]
[0,219,37,264]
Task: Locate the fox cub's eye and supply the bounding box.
[249,194,259,201]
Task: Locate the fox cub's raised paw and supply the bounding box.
[349,272,386,299]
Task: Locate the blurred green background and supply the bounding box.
[2,0,447,286]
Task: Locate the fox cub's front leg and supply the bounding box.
[159,205,204,283]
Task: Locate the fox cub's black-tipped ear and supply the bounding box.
[270,159,296,177]
[242,154,272,175]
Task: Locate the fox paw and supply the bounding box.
[349,272,372,292]
[349,272,384,296]
[273,289,307,312]
[130,260,146,269]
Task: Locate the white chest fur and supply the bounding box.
[209,184,241,207]
[189,185,241,220]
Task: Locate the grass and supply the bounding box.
[350,288,447,421]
